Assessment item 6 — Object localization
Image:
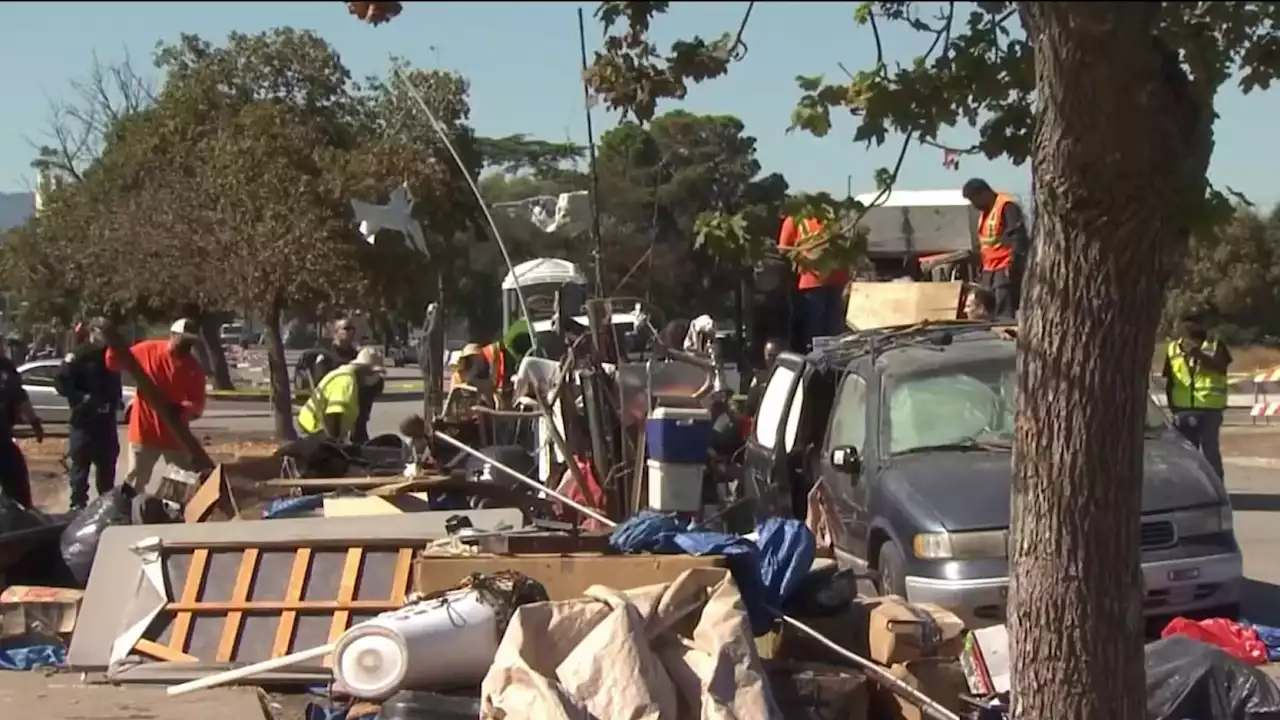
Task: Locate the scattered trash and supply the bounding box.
[0,585,83,638]
[262,494,326,519]
[1146,635,1280,720]
[59,485,177,586]
[1162,616,1268,666]
[1244,621,1280,662]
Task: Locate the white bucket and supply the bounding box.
[332,589,498,699]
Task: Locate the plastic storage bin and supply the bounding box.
[646,459,704,512]
[645,407,712,464]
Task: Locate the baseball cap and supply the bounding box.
[169,318,201,339]
[350,346,387,373]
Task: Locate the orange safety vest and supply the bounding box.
[978,193,1016,272]
[480,343,506,390]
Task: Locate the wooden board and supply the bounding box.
[844,281,964,330]
[322,493,436,517]
[67,509,525,670]
[414,553,729,602]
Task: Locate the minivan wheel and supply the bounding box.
[876,541,909,598]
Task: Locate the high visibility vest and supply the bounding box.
[1166,339,1228,410]
[296,365,359,436]
[978,193,1016,272]
[480,343,507,390]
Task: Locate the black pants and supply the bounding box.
[68,416,120,509]
[0,438,32,509]
[979,268,1020,321]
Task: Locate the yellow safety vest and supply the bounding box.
[297,365,360,437]
[1166,339,1227,410]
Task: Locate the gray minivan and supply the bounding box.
[742,323,1241,628]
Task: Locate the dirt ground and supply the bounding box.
[16,432,278,514]
[1220,426,1280,459]
[1151,345,1280,375]
[0,670,284,719]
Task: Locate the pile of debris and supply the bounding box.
[3,307,1279,720]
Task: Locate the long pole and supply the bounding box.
[434,431,612,526]
[577,7,606,296]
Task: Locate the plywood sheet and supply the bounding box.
[322,493,436,517]
[67,509,524,670]
[414,553,729,601]
[844,281,964,330]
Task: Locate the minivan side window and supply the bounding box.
[828,374,868,453]
[754,365,797,450]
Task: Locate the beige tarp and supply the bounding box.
[480,567,780,720]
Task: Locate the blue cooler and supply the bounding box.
[646,407,712,464]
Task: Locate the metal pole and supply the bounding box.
[577,7,606,296]
[433,431,614,527]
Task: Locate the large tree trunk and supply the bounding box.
[1010,5,1203,720]
[262,295,298,442]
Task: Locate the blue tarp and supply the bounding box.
[609,511,815,635]
[1244,621,1280,662]
[0,644,64,671]
[262,494,326,519]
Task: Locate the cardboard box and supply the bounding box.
[869,658,968,720]
[770,602,873,667]
[767,660,869,720]
[868,596,965,665]
[960,624,1010,696]
[0,586,83,637]
[412,553,729,600]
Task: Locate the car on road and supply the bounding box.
[18,359,135,425]
[742,321,1241,628]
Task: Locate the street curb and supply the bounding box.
[208,391,309,403]
[1225,457,1280,469]
[207,390,421,404]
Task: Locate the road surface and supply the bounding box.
[1224,457,1280,626]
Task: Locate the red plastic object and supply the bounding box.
[1161,616,1268,665]
[556,457,611,532]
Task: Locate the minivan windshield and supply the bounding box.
[884,359,1167,455]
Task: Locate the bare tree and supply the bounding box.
[29,50,155,181]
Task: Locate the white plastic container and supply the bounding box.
[331,589,498,699]
[646,459,704,513]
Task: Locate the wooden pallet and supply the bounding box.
[134,544,416,666]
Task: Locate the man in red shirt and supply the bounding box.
[106,318,207,493]
[778,216,849,350]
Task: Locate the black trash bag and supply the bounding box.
[277,434,354,478]
[1146,635,1280,720]
[782,566,861,618]
[0,495,48,535]
[59,484,138,586]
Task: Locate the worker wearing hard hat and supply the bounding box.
[452,343,484,389]
[297,347,387,441]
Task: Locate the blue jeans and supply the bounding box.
[1172,409,1224,480]
[801,285,843,350]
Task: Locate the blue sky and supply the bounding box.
[3,1,1278,205]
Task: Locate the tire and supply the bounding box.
[876,541,909,598]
